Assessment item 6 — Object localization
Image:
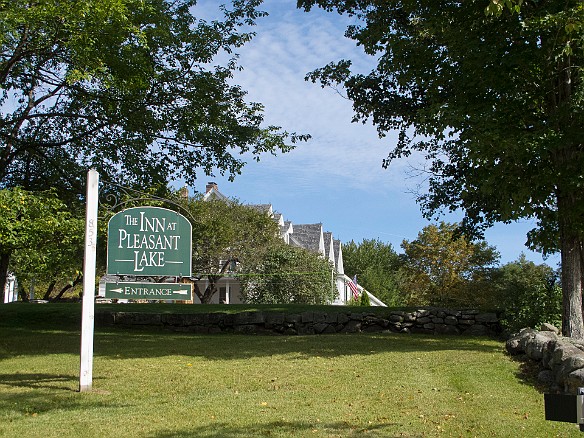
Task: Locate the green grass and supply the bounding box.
[0,303,579,437]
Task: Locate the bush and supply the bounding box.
[493,255,562,333]
[360,291,371,306]
[240,244,335,304]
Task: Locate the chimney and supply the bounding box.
[206,182,218,193]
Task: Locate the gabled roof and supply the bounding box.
[288,234,304,248]
[323,232,335,266]
[283,221,293,233]
[249,204,273,216]
[290,223,325,255]
[192,182,384,305]
[333,239,344,275]
[202,182,228,201]
[272,212,284,226]
[279,220,293,243]
[293,223,322,235]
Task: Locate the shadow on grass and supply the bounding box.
[0,373,77,391]
[508,354,551,393]
[0,303,502,362]
[147,420,413,438]
[0,323,502,362]
[0,374,124,417]
[0,328,81,360]
[96,328,502,359]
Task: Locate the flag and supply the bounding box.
[348,275,359,300]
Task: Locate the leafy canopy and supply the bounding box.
[399,222,500,307]
[300,0,584,336]
[0,188,84,299]
[299,0,584,252]
[492,254,562,333]
[181,196,281,303]
[1,0,307,193]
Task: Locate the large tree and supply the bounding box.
[0,188,84,297]
[399,222,500,307]
[183,197,281,304]
[299,0,584,336]
[1,0,306,193]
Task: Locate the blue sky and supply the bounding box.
[188,0,560,267]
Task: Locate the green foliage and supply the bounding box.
[342,239,402,306]
[181,197,281,303]
[299,0,584,335]
[345,295,361,306]
[1,0,307,194]
[240,243,335,305]
[485,0,524,16]
[359,290,370,306]
[398,222,500,307]
[0,188,85,300]
[493,255,562,333]
[300,0,584,249]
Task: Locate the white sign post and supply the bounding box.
[80,169,99,392]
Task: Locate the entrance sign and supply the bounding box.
[82,185,193,393]
[107,207,192,277]
[105,282,192,300]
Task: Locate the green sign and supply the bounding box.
[107,206,192,276]
[105,282,193,300]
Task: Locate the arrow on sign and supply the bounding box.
[104,282,193,300]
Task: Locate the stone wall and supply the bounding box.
[506,326,584,394]
[95,308,501,336]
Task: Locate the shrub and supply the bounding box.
[360,291,371,306]
[493,255,562,333]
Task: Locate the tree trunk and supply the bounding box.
[198,262,230,304]
[201,276,220,304]
[193,281,203,302]
[192,278,218,304]
[560,234,584,338]
[43,280,57,301]
[547,47,584,337]
[52,273,83,301]
[17,279,29,302]
[558,190,584,338]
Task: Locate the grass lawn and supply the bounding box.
[0,303,579,437]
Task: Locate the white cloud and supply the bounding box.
[190,0,553,265]
[215,3,427,194]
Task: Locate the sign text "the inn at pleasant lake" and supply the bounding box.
[106,206,192,277]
